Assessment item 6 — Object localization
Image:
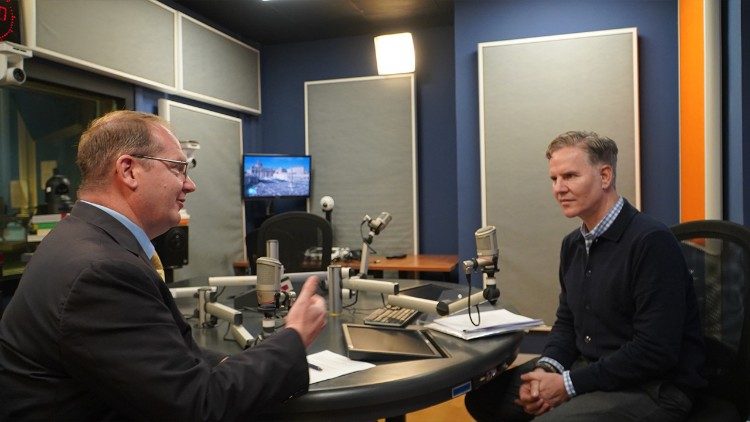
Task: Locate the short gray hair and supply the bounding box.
[77,110,168,192]
[546,130,618,174]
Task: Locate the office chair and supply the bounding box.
[671,220,750,421]
[253,211,333,273]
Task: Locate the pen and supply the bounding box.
[308,363,322,371]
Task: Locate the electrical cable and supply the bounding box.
[466,273,481,327]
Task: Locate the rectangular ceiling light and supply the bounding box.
[374,32,415,75]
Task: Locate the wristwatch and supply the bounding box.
[534,361,560,374]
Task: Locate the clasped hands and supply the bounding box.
[514,368,570,416]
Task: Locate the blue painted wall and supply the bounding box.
[725,0,750,224]
[142,0,750,266]
[453,0,679,266]
[259,26,458,255]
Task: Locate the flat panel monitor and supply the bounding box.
[242,154,311,199]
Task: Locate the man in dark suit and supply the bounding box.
[0,110,327,420]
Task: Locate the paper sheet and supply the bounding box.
[307,350,375,384]
[426,309,543,340]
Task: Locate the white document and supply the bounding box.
[307,350,375,384]
[426,309,543,340]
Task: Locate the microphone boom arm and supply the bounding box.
[387,225,501,317]
[197,287,254,349]
[387,282,499,316]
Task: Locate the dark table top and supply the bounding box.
[174,278,523,421]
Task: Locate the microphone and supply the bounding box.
[367,212,392,235]
[387,225,502,315]
[358,211,392,275]
[256,257,282,306]
[463,225,499,274]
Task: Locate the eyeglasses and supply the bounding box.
[132,154,194,181]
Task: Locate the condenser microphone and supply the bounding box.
[463,225,499,274]
[256,257,282,306]
[368,212,392,235]
[475,225,498,259]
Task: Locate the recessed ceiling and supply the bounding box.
[172,0,454,45]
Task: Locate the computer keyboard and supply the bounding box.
[363,305,419,327]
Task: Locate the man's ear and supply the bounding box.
[115,155,139,190]
[600,164,613,189]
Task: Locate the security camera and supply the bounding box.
[180,140,200,168]
[320,196,334,212]
[320,196,334,223]
[0,42,32,86]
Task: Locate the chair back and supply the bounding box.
[255,211,333,273]
[671,220,750,420]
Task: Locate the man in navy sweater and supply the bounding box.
[465,131,705,421]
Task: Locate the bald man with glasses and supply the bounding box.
[0,110,327,420]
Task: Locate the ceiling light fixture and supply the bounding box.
[374,32,415,75]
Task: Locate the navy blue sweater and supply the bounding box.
[543,200,705,394]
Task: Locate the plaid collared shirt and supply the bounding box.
[581,196,624,254]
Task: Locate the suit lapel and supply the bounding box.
[70,202,151,266]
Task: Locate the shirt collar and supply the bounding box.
[80,200,156,258]
[579,196,624,240]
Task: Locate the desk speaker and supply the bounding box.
[152,226,188,269]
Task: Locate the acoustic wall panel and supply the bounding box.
[181,15,260,113]
[24,0,260,114]
[158,99,245,280]
[306,75,418,257]
[479,28,639,323]
[34,0,176,87]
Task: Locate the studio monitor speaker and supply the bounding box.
[152,226,189,269]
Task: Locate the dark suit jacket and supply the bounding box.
[0,202,309,421]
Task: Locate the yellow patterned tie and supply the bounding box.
[150,252,166,282]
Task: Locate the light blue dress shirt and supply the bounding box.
[80,200,156,259]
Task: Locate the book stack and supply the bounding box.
[27,213,65,242]
[426,309,543,340]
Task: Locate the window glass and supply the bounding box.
[0,81,122,275]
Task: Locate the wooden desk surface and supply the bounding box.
[348,254,458,273]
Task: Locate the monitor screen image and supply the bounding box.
[242,154,311,199]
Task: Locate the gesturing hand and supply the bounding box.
[285,277,327,347]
